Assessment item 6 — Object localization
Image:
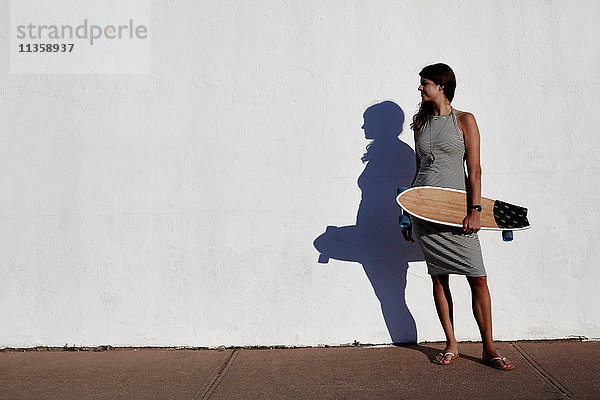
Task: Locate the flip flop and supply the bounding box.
[483,356,515,371]
[433,352,459,365]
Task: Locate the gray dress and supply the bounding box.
[411,108,486,277]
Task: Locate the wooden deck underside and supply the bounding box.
[396,187,500,230]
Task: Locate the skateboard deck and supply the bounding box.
[396,186,530,240]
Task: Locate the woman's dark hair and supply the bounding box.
[410,63,456,132]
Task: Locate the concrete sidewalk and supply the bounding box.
[1,340,598,399]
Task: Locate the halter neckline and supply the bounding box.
[432,107,454,118]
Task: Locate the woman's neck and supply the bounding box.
[432,102,453,116]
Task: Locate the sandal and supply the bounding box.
[433,352,459,365]
[483,356,515,371]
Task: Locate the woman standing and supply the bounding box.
[402,63,514,370]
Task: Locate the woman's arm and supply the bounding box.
[460,113,482,234]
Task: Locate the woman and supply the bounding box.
[402,63,514,370]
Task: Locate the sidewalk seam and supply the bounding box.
[511,343,572,399]
[192,349,239,400]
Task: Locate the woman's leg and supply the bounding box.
[431,274,459,363]
[467,276,513,369]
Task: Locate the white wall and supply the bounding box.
[2,0,599,347]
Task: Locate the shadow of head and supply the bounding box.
[362,100,404,141]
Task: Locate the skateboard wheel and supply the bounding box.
[502,230,513,242]
[399,214,411,228]
[397,187,410,195]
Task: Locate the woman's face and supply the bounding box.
[418,77,444,102]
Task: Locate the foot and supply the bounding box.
[433,345,459,365]
[482,349,514,370]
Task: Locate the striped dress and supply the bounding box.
[411,108,486,277]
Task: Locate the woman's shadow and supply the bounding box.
[313,101,424,344]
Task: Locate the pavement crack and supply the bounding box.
[511,343,573,399]
[193,349,239,400]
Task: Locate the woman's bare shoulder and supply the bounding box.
[454,110,479,140]
[455,109,475,119]
[455,110,478,127]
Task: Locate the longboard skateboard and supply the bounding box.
[396,186,530,241]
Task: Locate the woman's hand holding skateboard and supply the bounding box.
[462,211,481,234]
